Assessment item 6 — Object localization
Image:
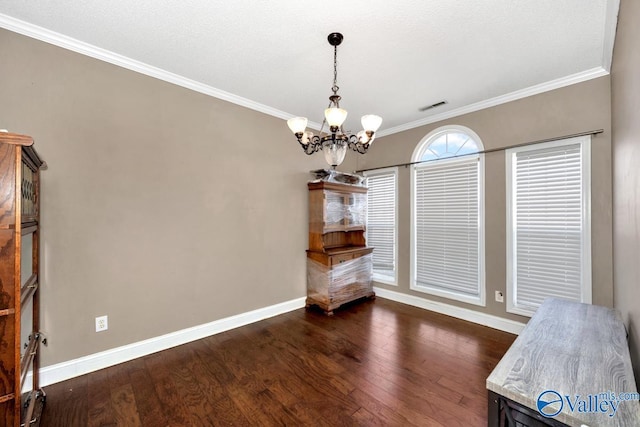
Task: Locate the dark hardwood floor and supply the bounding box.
[40,298,516,426]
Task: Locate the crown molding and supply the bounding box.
[0,13,301,122]
[377,67,609,138]
[0,12,614,138]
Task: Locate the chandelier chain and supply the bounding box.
[331,45,339,95]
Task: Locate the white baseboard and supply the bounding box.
[33,291,523,387]
[374,286,526,335]
[33,297,306,387]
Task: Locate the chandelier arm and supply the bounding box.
[298,135,323,155]
[347,134,370,154]
[310,135,323,153]
[347,134,358,152]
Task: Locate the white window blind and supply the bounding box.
[365,168,397,284]
[506,137,591,316]
[412,157,484,305]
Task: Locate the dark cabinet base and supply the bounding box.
[488,391,567,427]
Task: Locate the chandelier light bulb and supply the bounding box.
[361,115,383,133]
[302,131,314,144]
[324,108,348,128]
[357,130,369,144]
[287,117,308,134]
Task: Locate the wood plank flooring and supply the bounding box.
[40,298,516,426]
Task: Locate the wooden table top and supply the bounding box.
[487,298,640,426]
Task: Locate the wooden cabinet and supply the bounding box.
[306,180,374,315]
[0,132,46,427]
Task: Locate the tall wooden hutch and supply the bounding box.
[306,172,374,315]
[0,132,46,426]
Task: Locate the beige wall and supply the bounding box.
[0,23,621,367]
[611,0,640,381]
[353,77,613,323]
[0,29,336,366]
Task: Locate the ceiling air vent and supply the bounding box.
[419,100,448,112]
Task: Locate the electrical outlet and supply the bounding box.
[495,291,504,303]
[95,315,108,332]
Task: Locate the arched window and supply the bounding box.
[411,125,485,306]
[416,128,482,161]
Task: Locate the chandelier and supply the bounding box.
[286,32,382,168]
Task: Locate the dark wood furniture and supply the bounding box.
[487,298,640,426]
[306,180,374,315]
[0,132,46,427]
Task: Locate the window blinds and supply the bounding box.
[507,138,590,315]
[366,170,397,280]
[414,158,481,299]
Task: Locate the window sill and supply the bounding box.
[372,273,397,286]
[410,282,485,307]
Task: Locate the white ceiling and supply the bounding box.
[0,0,619,137]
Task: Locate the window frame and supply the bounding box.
[364,167,399,286]
[410,125,486,306]
[505,136,592,317]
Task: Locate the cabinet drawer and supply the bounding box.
[330,253,354,266]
